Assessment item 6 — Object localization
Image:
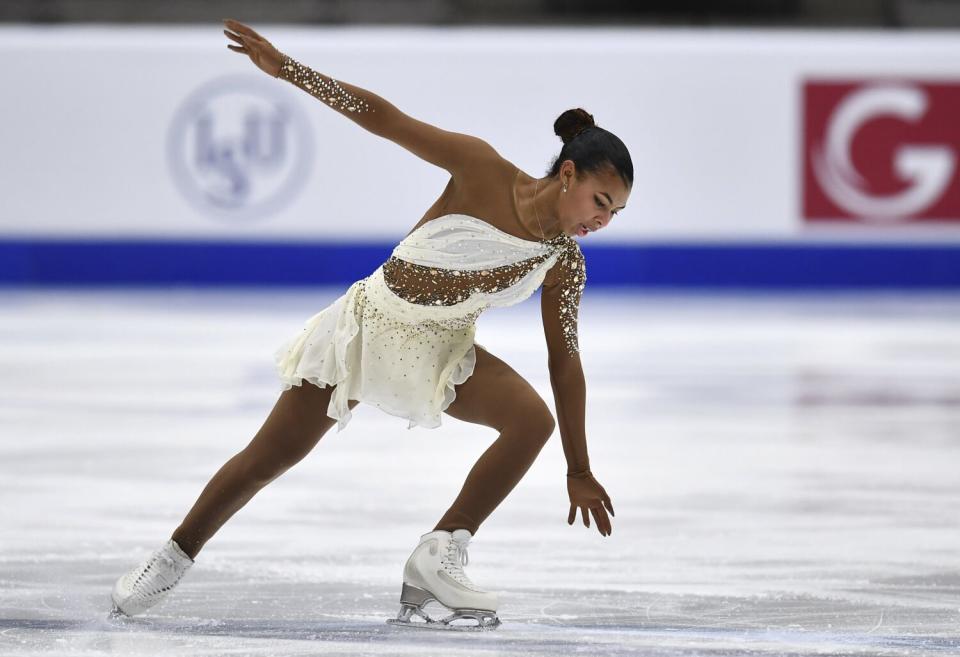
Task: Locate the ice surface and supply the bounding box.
[1,288,958,656]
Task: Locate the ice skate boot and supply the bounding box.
[109,539,194,618]
[387,528,501,630]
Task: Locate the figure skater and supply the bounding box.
[110,18,631,631]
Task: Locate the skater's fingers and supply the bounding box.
[580,505,590,528]
[567,504,575,525]
[235,33,258,50]
[223,29,245,45]
[223,19,266,42]
[589,506,601,534]
[593,506,612,536]
[603,496,615,517]
[226,34,252,54]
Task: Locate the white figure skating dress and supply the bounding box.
[273,213,585,431]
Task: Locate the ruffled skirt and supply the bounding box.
[273,265,481,431]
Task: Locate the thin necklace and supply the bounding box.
[532,177,546,241]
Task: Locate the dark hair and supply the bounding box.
[546,108,633,190]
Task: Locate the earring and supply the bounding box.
[563,185,568,192]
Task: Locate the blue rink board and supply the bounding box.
[1,239,959,288]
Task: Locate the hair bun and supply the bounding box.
[554,108,596,145]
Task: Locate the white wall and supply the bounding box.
[3,25,960,243]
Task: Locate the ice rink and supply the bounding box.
[1,288,958,656]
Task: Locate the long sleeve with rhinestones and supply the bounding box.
[542,240,586,358]
[558,242,586,356]
[276,54,398,134]
[540,242,589,474]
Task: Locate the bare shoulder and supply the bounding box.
[414,143,528,236]
[451,147,521,201]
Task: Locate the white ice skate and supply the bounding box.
[109,539,194,618]
[387,528,501,630]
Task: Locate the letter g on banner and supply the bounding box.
[167,75,313,223]
[803,80,960,225]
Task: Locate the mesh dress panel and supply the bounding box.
[382,229,586,356]
[381,252,554,306]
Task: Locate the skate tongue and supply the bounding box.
[166,539,194,564]
[451,529,472,543]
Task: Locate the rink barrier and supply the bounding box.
[1,239,959,288]
[5,28,960,252]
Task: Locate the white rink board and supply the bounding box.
[3,26,960,242]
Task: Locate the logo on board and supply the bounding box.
[803,80,960,224]
[167,75,313,222]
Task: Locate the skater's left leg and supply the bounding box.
[171,381,359,559]
[433,345,556,535]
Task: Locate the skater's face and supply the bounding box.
[557,161,630,238]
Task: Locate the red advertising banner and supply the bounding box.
[803,80,960,224]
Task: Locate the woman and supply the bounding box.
[110,18,630,631]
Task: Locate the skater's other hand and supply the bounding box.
[566,471,614,537]
[222,18,284,78]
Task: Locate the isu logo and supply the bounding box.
[803,80,960,224]
[167,75,313,223]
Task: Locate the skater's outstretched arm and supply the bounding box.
[541,245,615,537]
[223,19,498,176]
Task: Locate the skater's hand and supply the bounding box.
[566,470,614,536]
[222,19,285,78]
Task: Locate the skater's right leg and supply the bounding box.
[388,346,553,629]
[171,382,359,559]
[434,345,556,536]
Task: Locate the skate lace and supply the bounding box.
[131,549,186,599]
[442,539,476,589]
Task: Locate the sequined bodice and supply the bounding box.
[381,214,586,354]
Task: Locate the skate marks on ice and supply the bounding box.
[513,586,960,655]
[2,554,958,655]
[2,290,960,656]
[1,585,958,656]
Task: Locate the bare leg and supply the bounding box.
[431,419,554,535]
[433,346,556,535]
[171,382,359,559]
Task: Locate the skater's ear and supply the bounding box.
[379,109,501,176]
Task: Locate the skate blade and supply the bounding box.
[387,616,500,631]
[106,605,129,621]
[387,601,500,631]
